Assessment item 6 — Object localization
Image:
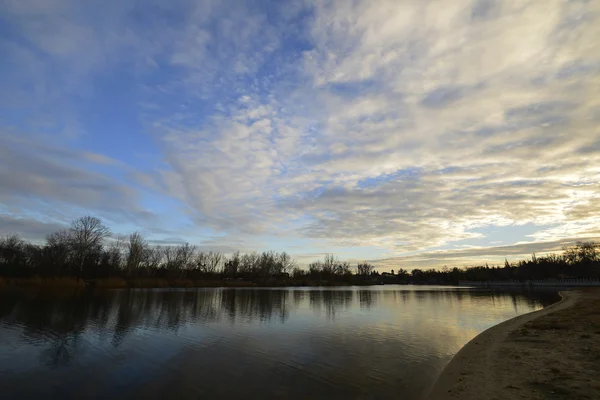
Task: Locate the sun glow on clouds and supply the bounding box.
[1,0,599,269]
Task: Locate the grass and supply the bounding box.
[2,277,86,288]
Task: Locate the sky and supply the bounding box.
[1,0,599,270]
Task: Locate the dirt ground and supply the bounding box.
[428,289,600,400]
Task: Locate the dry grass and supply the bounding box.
[168,279,195,287]
[0,276,364,289]
[222,280,256,287]
[41,277,86,288]
[1,277,85,288]
[93,277,128,288]
[128,278,169,288]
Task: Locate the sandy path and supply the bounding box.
[426,290,600,399]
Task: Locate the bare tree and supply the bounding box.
[337,261,351,276]
[165,243,195,278]
[308,261,323,277]
[291,267,306,279]
[224,251,241,277]
[69,216,110,278]
[45,231,72,275]
[323,254,337,275]
[126,232,147,277]
[240,252,260,276]
[107,236,125,272]
[0,234,25,264]
[278,252,296,274]
[259,251,276,276]
[357,262,374,276]
[206,251,223,274]
[195,251,208,273]
[144,246,163,276]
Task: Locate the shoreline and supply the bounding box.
[427,289,600,399]
[0,277,386,290]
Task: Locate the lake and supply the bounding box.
[0,286,558,399]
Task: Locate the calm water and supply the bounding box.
[0,286,558,399]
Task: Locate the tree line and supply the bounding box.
[0,216,378,284]
[1,216,598,285]
[403,241,600,284]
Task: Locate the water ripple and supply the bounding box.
[0,286,557,399]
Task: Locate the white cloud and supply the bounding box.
[2,0,600,268]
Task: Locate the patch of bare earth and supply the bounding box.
[428,289,600,400]
[494,289,600,399]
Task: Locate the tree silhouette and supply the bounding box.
[69,216,110,279]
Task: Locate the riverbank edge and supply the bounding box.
[426,290,578,399]
[0,276,385,289]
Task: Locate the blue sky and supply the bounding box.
[1,0,600,269]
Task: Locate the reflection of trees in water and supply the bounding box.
[309,290,354,320]
[0,288,298,364]
[220,290,289,324]
[40,334,82,367]
[293,290,306,308]
[358,290,375,310]
[403,289,553,315]
[0,288,557,367]
[0,290,96,367]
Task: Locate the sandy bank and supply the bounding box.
[427,289,600,399]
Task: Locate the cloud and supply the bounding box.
[0,214,68,241]
[0,131,158,230]
[372,237,600,270]
[1,0,599,268]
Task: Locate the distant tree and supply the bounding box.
[0,234,24,264]
[357,262,374,276]
[126,232,147,277]
[224,251,240,278]
[308,261,323,278]
[206,251,223,274]
[107,236,125,273]
[240,252,260,277]
[2,215,599,285]
[337,261,351,276]
[69,216,110,279]
[278,252,296,274]
[411,269,424,280]
[176,243,195,278]
[564,241,599,264]
[291,267,306,279]
[44,230,72,276]
[396,268,409,279]
[144,246,163,276]
[0,234,27,276]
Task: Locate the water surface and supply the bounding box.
[0,286,558,399]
